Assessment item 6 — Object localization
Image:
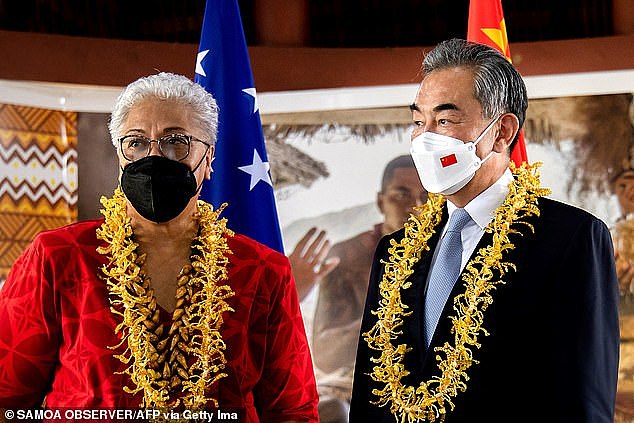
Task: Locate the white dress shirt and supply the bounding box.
[429,169,514,273]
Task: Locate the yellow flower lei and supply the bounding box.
[364,163,550,422]
[96,188,235,410]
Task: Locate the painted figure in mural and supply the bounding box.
[309,155,427,423]
[350,39,619,423]
[0,72,318,422]
[612,145,634,297]
[289,228,341,302]
[610,143,634,420]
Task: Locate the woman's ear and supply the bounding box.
[493,113,520,153]
[204,147,215,180]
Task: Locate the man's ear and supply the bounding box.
[377,191,385,215]
[204,147,215,180]
[493,113,520,153]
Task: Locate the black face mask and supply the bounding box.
[120,155,205,223]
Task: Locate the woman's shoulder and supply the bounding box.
[225,233,292,295]
[226,232,289,266]
[33,218,104,249]
[7,219,106,283]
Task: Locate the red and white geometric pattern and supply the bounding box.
[0,103,78,280]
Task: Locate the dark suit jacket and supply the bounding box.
[350,197,619,423]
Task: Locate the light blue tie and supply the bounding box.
[424,208,472,347]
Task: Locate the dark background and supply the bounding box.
[0,0,617,47]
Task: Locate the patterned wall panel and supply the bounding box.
[0,103,78,281]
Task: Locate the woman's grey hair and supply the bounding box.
[108,72,219,147]
[422,38,528,148]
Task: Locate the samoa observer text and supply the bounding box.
[14,409,237,421]
[16,409,160,420]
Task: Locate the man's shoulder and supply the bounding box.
[381,227,406,245]
[368,228,406,260]
[525,197,611,249]
[537,197,605,227]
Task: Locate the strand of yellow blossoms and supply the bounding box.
[96,188,235,411]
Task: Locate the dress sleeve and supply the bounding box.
[0,235,61,407]
[253,255,319,423]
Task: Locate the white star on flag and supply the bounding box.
[195,50,209,77]
[238,149,272,191]
[242,88,259,113]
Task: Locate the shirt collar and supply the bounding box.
[447,169,514,230]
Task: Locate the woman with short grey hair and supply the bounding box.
[0,72,318,422]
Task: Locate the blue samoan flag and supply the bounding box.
[194,0,284,253]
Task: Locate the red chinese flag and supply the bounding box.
[467,0,528,167]
[440,154,458,167]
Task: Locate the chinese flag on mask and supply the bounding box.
[467,0,528,166]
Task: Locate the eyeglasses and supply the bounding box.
[118,133,210,162]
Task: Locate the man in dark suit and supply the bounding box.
[349,38,619,423]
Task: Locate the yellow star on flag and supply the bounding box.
[480,18,511,61]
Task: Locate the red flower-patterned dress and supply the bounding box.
[0,219,318,422]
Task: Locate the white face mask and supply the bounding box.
[410,118,499,195]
